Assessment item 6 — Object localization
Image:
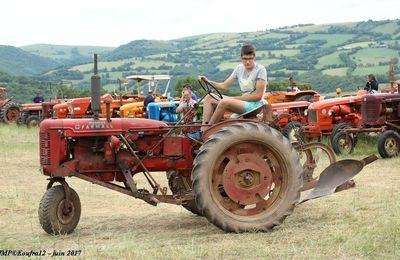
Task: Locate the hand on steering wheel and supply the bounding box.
[198,76,223,101]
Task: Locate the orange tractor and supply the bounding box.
[302,91,367,147]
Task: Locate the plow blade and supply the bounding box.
[299,154,378,204]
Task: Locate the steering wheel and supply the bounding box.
[198,77,223,101]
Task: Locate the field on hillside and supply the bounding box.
[0,125,399,259]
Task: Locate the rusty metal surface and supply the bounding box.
[299,154,378,204]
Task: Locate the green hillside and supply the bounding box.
[21,44,114,65]
[2,19,400,96]
[0,45,59,76]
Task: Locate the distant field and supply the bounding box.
[289,22,358,33]
[351,48,399,65]
[352,65,390,76]
[371,21,399,34]
[322,67,349,76]
[296,34,355,48]
[316,51,346,69]
[0,125,398,259]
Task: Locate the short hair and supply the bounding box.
[241,44,255,56]
[182,83,192,90]
[368,74,376,81]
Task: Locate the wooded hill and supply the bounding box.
[1,19,400,103]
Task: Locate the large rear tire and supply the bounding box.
[192,122,303,232]
[0,102,20,123]
[377,130,400,158]
[38,186,81,235]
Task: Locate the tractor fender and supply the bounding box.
[202,119,258,141]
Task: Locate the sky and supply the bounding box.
[1,0,399,47]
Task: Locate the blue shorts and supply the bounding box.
[243,100,267,113]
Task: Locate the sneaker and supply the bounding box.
[187,131,203,142]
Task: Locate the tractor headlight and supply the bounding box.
[304,109,308,116]
[328,109,334,116]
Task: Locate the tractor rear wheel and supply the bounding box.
[331,123,358,147]
[167,171,203,216]
[377,130,400,158]
[38,185,81,235]
[0,102,20,123]
[26,115,40,127]
[331,131,355,155]
[192,122,303,232]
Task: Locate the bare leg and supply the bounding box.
[201,94,223,131]
[208,98,245,125]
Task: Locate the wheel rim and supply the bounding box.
[29,119,39,127]
[384,136,398,156]
[337,135,353,153]
[57,200,75,225]
[288,126,301,143]
[6,108,19,121]
[210,142,286,216]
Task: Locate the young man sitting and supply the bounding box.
[188,44,268,142]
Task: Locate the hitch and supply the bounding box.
[299,154,378,204]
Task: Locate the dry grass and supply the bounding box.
[0,125,399,259]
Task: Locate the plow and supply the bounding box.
[37,55,377,234]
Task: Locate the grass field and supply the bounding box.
[0,125,399,259]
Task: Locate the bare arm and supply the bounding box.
[233,79,267,102]
[199,75,235,90]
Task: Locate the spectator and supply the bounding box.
[176,89,197,114]
[33,93,44,103]
[364,74,379,93]
[182,83,198,101]
[143,90,155,111]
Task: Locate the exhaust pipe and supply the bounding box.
[91,54,101,119]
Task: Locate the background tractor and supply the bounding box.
[302,91,366,154]
[0,87,20,123]
[331,93,400,157]
[37,55,376,235]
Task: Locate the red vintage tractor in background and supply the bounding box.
[18,100,63,127]
[302,91,366,154]
[0,87,20,124]
[332,93,400,157]
[37,55,377,235]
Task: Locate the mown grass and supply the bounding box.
[0,124,399,259]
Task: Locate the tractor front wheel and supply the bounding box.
[26,115,40,127]
[377,130,400,158]
[38,185,81,235]
[192,122,303,232]
[331,131,355,155]
[0,102,20,123]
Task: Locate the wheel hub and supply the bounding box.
[222,153,272,205]
[57,200,75,225]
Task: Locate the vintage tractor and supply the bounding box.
[0,87,20,123]
[118,75,171,118]
[270,100,310,141]
[37,55,377,235]
[302,91,366,153]
[19,100,63,127]
[332,93,400,157]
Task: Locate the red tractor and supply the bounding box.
[18,100,63,127]
[332,93,400,157]
[302,91,366,151]
[271,100,311,141]
[37,56,377,235]
[0,87,20,123]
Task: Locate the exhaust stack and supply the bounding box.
[91,54,101,119]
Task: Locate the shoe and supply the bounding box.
[187,131,203,142]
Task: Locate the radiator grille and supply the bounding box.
[40,133,51,165]
[308,109,317,123]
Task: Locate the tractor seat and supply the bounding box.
[230,103,266,119]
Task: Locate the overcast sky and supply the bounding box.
[2,0,399,47]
